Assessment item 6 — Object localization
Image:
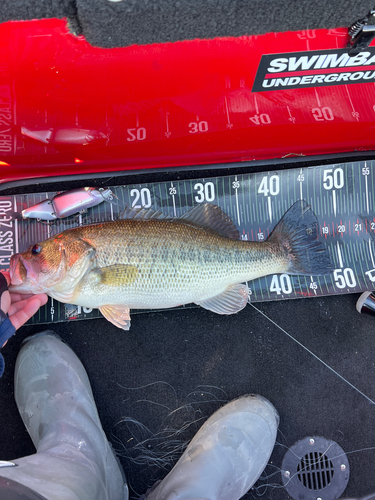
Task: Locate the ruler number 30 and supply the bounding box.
[189,121,208,133]
[194,182,215,203]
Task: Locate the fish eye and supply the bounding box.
[31,244,42,255]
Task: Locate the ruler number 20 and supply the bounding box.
[131,188,152,208]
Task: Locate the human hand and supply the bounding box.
[1,272,48,346]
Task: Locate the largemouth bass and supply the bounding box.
[9,201,331,330]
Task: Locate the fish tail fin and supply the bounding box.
[267,200,332,276]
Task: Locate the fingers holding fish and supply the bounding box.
[7,294,48,331]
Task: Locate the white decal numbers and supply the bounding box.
[194,182,215,203]
[189,121,208,133]
[362,165,370,176]
[76,305,93,314]
[323,168,344,190]
[127,127,147,141]
[249,114,271,125]
[312,107,334,122]
[258,175,280,197]
[333,268,356,289]
[131,188,152,208]
[270,274,292,295]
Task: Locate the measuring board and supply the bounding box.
[1,160,375,325]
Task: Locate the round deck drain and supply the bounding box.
[281,436,350,500]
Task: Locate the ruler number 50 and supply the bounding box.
[323,168,344,190]
[333,268,356,289]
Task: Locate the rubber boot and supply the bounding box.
[0,332,128,500]
[143,394,279,500]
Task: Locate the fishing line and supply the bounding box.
[249,303,375,406]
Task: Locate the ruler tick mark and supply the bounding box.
[234,175,241,225]
[171,181,177,217]
[267,197,272,223]
[224,96,233,129]
[337,241,344,269]
[368,239,375,268]
[332,189,337,217]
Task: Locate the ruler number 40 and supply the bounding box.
[258,175,280,197]
[249,114,271,125]
[270,274,292,295]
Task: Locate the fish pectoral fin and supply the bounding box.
[98,264,139,285]
[195,283,249,315]
[99,305,131,330]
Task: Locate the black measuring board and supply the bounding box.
[0,159,374,326]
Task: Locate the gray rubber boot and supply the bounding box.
[143,394,279,500]
[0,331,128,500]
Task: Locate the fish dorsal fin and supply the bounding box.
[179,203,240,240]
[118,205,172,221]
[118,203,239,239]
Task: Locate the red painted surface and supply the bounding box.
[0,19,374,185]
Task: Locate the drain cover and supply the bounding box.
[281,436,350,500]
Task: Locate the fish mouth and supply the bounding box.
[10,254,27,285]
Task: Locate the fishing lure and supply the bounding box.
[14,187,115,221]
